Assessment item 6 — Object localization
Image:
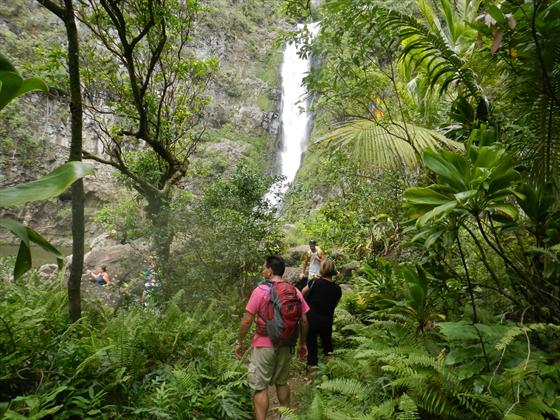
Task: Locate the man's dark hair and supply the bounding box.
[309,239,316,245]
[265,255,285,276]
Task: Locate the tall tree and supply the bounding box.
[37,0,85,323]
[76,0,217,262]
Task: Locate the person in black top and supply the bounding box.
[302,258,342,371]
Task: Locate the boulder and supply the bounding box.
[283,245,308,267]
[88,233,120,250]
[282,266,301,285]
[340,260,360,279]
[339,283,353,292]
[328,246,347,262]
[83,242,148,285]
[38,263,58,281]
[80,279,123,308]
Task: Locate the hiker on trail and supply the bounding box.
[235,255,310,420]
[142,261,160,305]
[87,266,110,285]
[299,239,325,282]
[302,259,342,373]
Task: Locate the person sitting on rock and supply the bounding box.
[87,266,110,285]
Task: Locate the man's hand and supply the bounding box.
[298,344,308,360]
[234,341,244,359]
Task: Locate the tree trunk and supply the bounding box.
[38,0,85,322]
[64,0,85,323]
[146,194,173,265]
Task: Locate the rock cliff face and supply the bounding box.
[0,0,286,246]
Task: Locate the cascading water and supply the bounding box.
[267,22,320,206]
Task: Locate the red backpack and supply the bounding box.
[256,281,302,347]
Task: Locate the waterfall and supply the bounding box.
[267,22,320,206]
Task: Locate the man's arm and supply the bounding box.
[235,311,255,358]
[298,313,309,359]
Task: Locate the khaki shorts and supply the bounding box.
[248,347,293,391]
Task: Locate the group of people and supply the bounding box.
[88,241,340,419]
[85,261,160,307]
[235,240,342,420]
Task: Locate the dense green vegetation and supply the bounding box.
[0,269,252,419]
[2,0,560,419]
[280,0,560,418]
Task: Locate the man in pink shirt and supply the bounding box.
[235,255,309,420]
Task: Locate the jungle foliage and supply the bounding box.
[2,0,560,418]
[0,270,252,419]
[280,0,560,418]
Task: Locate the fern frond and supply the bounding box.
[397,393,419,420]
[390,374,428,390]
[151,381,175,418]
[308,393,325,420]
[364,399,397,419]
[506,396,557,420]
[319,378,369,401]
[170,365,199,390]
[456,392,502,419]
[416,384,463,418]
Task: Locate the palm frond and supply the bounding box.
[318,119,462,170]
[378,6,483,99]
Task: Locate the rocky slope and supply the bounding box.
[0,0,287,246]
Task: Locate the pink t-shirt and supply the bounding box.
[246,280,310,348]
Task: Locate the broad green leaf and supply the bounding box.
[410,229,430,243]
[417,200,457,227]
[425,230,444,248]
[454,190,477,204]
[16,77,48,97]
[404,187,451,205]
[444,150,470,180]
[438,321,479,341]
[422,149,467,190]
[0,218,63,279]
[0,70,23,110]
[487,168,519,193]
[0,52,48,110]
[473,146,501,167]
[14,240,32,280]
[0,162,94,206]
[490,204,518,221]
[486,4,507,25]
